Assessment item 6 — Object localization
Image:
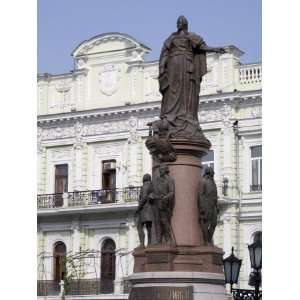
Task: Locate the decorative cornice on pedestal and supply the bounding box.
[128,271,225,285]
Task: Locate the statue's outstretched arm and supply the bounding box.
[200,44,226,54]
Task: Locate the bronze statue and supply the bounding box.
[198,166,219,244]
[153,164,175,244]
[158,16,225,139]
[135,174,155,247]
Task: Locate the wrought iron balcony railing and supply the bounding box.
[37,187,141,209]
[37,193,64,208]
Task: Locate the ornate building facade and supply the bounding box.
[37,33,262,299]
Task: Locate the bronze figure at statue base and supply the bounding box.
[129,16,229,300]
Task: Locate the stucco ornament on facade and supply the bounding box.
[37,127,45,154]
[50,148,72,160]
[98,64,121,96]
[199,109,221,123]
[251,107,262,118]
[43,126,75,140]
[220,103,234,127]
[73,121,84,149]
[93,143,124,157]
[127,117,139,144]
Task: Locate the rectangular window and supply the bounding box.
[54,164,68,207]
[250,146,262,191]
[55,164,68,193]
[101,160,116,203]
[202,150,214,175]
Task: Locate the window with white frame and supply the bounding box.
[250,145,262,191]
[202,150,214,175]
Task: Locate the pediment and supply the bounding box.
[72,32,151,58]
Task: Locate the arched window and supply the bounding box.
[100,239,116,294]
[53,241,66,282]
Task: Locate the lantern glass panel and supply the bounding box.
[254,244,262,269]
[231,260,241,283]
[249,245,255,269]
[249,242,262,270]
[223,260,232,284]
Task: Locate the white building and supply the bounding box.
[37,32,262,299]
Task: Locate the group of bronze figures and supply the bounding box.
[135,165,218,247]
[135,165,175,247]
[135,16,224,248]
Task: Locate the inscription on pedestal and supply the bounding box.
[147,252,170,263]
[129,286,193,300]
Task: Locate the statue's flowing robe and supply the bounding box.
[159,31,207,124]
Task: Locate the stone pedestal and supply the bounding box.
[129,137,227,299]
[147,138,211,246]
[133,245,223,273]
[128,272,228,300]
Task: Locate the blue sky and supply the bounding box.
[38,0,261,74]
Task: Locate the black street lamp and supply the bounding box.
[248,240,262,270]
[223,243,262,300]
[223,247,242,292]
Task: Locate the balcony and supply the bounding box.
[238,63,262,90]
[37,187,141,209]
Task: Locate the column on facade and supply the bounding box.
[114,253,123,294]
[37,229,46,280]
[126,117,142,187]
[222,214,232,257]
[37,126,47,194]
[127,222,136,275]
[221,104,236,198]
[127,142,140,186]
[127,61,143,104]
[114,225,127,295]
[218,47,243,93]
[72,220,81,254]
[37,148,47,194]
[74,147,83,190]
[38,82,44,115]
[73,120,86,192]
[142,139,152,175]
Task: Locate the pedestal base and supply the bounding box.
[128,272,228,300]
[133,245,224,273]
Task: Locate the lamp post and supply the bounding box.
[223,247,242,293]
[223,243,262,300]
